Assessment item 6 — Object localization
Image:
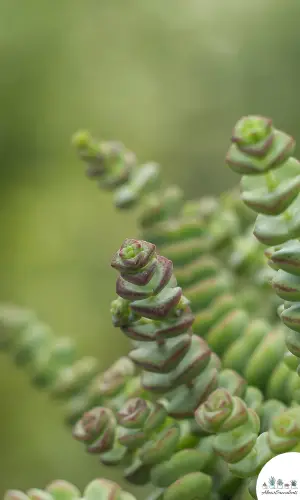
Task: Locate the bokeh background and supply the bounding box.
[1,0,300,496]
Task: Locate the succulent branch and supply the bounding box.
[0,304,141,424]
[72,131,163,211]
[195,388,300,499]
[4,478,137,500]
[110,238,221,418]
[5,120,300,500]
[226,115,300,372]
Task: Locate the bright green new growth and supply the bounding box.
[226,115,300,373]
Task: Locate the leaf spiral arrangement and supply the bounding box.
[0,304,141,424]
[110,237,222,418]
[110,238,300,408]
[196,388,300,498]
[225,115,300,373]
[4,478,137,500]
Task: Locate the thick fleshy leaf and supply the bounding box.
[268,408,300,453]
[159,357,218,418]
[185,273,232,311]
[244,330,285,389]
[31,338,76,388]
[281,302,300,330]
[4,492,29,500]
[122,312,194,342]
[226,129,294,175]
[214,410,260,463]
[159,238,210,266]
[139,185,184,229]
[174,255,219,288]
[52,357,99,398]
[206,309,249,356]
[163,472,212,500]
[45,481,80,500]
[72,407,117,454]
[27,491,52,500]
[138,423,180,465]
[271,240,300,276]
[150,449,211,488]
[240,157,300,215]
[0,304,36,350]
[130,287,182,320]
[114,162,161,209]
[272,270,300,301]
[195,389,248,434]
[254,197,300,245]
[117,398,151,428]
[129,334,191,373]
[222,319,269,374]
[13,322,53,366]
[84,479,122,500]
[144,217,206,246]
[193,294,235,337]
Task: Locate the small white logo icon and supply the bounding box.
[257,452,300,498]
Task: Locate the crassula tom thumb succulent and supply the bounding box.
[4,114,300,500]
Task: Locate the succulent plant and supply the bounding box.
[5,116,300,500]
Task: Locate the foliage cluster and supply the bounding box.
[2,115,300,500]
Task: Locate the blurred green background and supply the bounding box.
[1,0,300,496]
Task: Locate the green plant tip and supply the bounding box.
[72,130,91,149]
[121,242,142,260]
[233,115,272,146]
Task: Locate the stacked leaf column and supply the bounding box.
[225,115,300,374]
